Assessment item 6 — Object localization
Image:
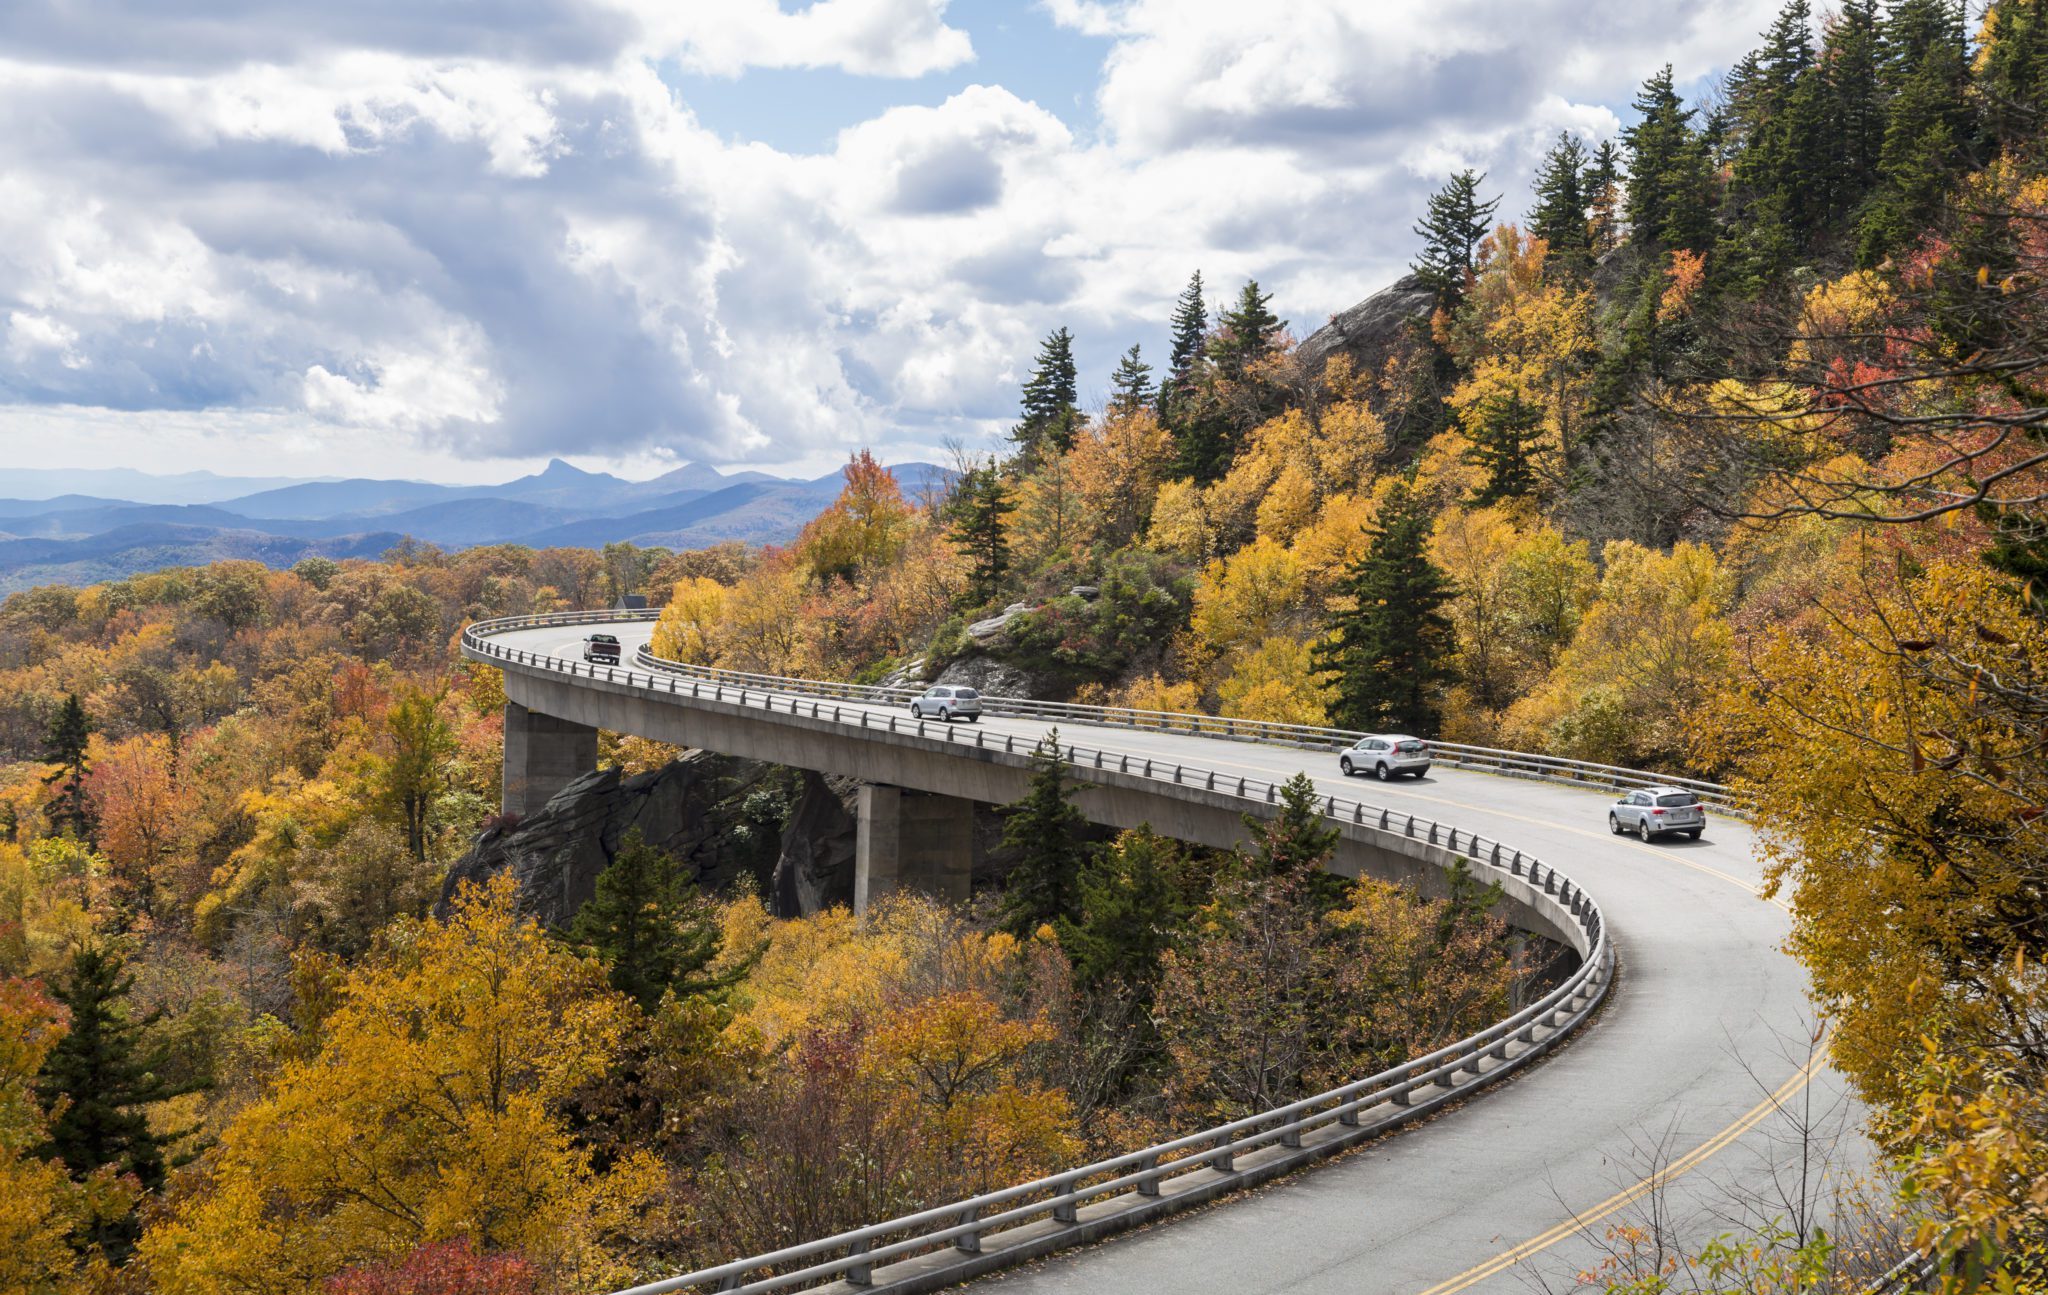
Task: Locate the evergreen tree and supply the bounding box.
[1857,0,1973,263]
[1312,479,1459,733]
[1013,327,1082,459]
[1623,66,1716,252]
[997,731,1093,938]
[1412,170,1500,306]
[1465,392,1544,505]
[1723,0,1829,272]
[1531,133,1593,276]
[1159,270,1209,419]
[36,945,207,1259]
[947,463,1012,608]
[1208,279,1286,381]
[1823,0,1886,223]
[1980,0,2048,154]
[1245,772,1341,877]
[1060,825,1184,994]
[567,828,743,1010]
[1587,139,1626,253]
[1107,343,1156,418]
[42,692,92,840]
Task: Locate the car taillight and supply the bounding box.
[1652,808,1665,816]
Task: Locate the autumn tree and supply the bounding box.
[996,733,1093,938]
[140,876,663,1293]
[650,575,729,664]
[1066,407,1174,551]
[0,976,108,1292]
[379,686,455,862]
[797,451,914,585]
[36,945,206,1259]
[1314,480,1459,734]
[42,694,92,841]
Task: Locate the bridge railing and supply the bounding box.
[462,612,1618,1295]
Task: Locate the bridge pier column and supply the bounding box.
[854,785,974,911]
[502,701,598,818]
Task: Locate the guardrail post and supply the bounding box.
[1389,1071,1412,1106]
[1380,808,1390,829]
[1280,1120,1303,1149]
[954,1205,982,1254]
[1209,1142,1235,1173]
[1427,822,1438,845]
[1136,1152,1162,1196]
[1052,1184,1079,1224]
[1405,815,1415,837]
[845,1236,874,1286]
[1207,771,1216,790]
[1144,758,1153,777]
[1337,1101,1360,1127]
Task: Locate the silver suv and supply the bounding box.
[1609,787,1706,841]
[1339,734,1432,780]
[909,685,982,722]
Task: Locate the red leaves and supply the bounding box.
[326,1241,538,1295]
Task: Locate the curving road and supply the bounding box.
[479,619,1862,1294]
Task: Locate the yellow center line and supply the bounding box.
[1412,1050,1826,1295]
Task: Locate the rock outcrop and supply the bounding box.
[442,751,783,928]
[1295,273,1436,378]
[770,770,859,915]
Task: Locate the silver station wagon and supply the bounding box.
[1609,787,1706,841]
[908,685,982,722]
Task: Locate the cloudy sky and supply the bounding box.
[0,0,1783,484]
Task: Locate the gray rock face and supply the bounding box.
[442,751,780,927]
[1295,273,1436,378]
[771,770,859,916]
[967,601,1036,640]
[933,654,1042,699]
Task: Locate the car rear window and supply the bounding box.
[1656,793,1698,807]
[1395,740,1425,752]
[590,634,617,643]
[954,689,979,699]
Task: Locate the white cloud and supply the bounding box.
[637,0,975,78]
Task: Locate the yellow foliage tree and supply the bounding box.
[1216,637,1329,727]
[1066,408,1173,551]
[1190,538,1306,660]
[650,576,729,664]
[141,875,662,1293]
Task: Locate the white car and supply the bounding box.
[1339,734,1432,780]
[1609,787,1706,841]
[909,685,982,722]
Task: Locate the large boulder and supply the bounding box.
[770,770,859,916]
[442,751,780,927]
[1295,273,1436,379]
[933,653,1043,699]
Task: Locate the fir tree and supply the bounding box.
[1159,269,1209,419]
[1623,66,1716,252]
[36,945,208,1259]
[1824,0,1886,221]
[1013,327,1082,459]
[1312,478,1459,733]
[1724,0,1829,271]
[1107,343,1156,418]
[42,692,92,840]
[947,463,1012,608]
[1245,772,1341,877]
[1465,392,1544,505]
[1531,133,1593,277]
[1210,280,1285,382]
[1059,826,1184,994]
[567,828,744,1011]
[1857,0,1973,263]
[1980,0,2048,154]
[1412,170,1500,306]
[996,731,1093,938]
[1586,140,1626,253]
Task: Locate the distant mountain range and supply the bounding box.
[0,459,954,594]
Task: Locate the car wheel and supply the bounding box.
[911,703,924,719]
[1608,813,1623,835]
[1685,829,1703,840]
[1375,762,1391,781]
[1340,756,1354,776]
[966,714,979,723]
[1638,818,1654,842]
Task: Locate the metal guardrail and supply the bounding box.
[461,612,1617,1295]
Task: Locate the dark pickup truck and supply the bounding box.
[581,632,621,664]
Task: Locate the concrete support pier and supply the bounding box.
[855,785,975,910]
[502,701,598,818]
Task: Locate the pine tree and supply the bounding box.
[1824,0,1886,221]
[1244,772,1341,877]
[567,827,744,1011]
[1980,0,2048,154]
[1312,479,1459,733]
[1159,270,1209,420]
[1857,0,1973,263]
[1208,279,1286,382]
[1412,170,1500,306]
[947,463,1012,608]
[1060,826,1184,994]
[1013,327,1082,459]
[1530,133,1593,276]
[1465,392,1544,505]
[1107,343,1156,418]
[42,692,92,840]
[1587,140,1626,253]
[36,945,208,1259]
[1623,66,1716,252]
[996,731,1093,938]
[1724,0,1829,268]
